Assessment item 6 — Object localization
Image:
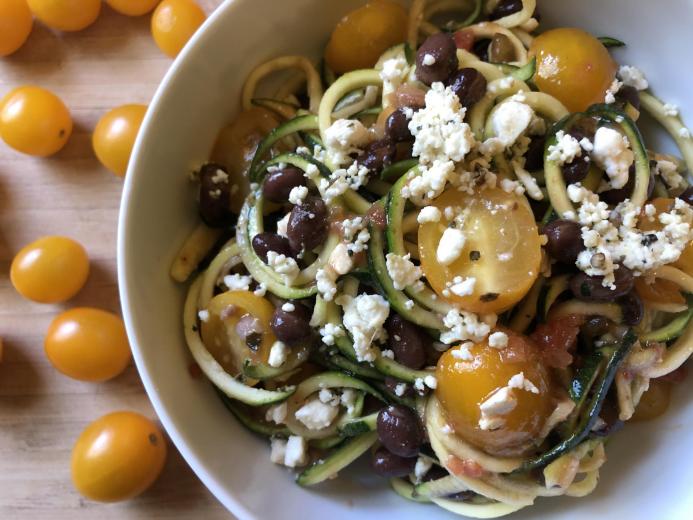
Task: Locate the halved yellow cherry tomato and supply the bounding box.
[635,277,685,306]
[45,308,131,382]
[211,107,279,212]
[639,197,693,276]
[151,0,206,58]
[325,0,408,73]
[436,329,554,456]
[200,291,277,377]
[106,0,161,17]
[529,28,617,113]
[418,187,542,314]
[631,378,672,422]
[0,0,33,57]
[11,236,89,303]
[92,104,147,177]
[0,86,73,157]
[71,411,167,502]
[27,0,101,32]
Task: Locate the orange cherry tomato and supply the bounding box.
[71,411,167,502]
[0,85,73,157]
[631,378,672,422]
[530,28,617,113]
[27,0,101,32]
[634,277,685,306]
[639,197,693,276]
[45,308,131,382]
[11,236,89,303]
[151,0,206,58]
[0,0,33,57]
[436,329,554,456]
[325,0,408,73]
[418,188,542,314]
[106,0,161,17]
[92,104,147,177]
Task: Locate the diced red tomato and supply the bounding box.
[530,314,585,369]
[453,29,475,51]
[447,455,485,478]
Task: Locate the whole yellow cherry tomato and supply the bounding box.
[151,0,206,58]
[45,308,131,382]
[27,0,101,32]
[92,104,147,177]
[106,0,161,17]
[0,0,34,57]
[11,236,89,303]
[0,86,73,156]
[71,411,167,502]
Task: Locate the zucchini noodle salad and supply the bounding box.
[170,0,693,516]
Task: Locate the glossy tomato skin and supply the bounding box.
[0,86,73,157]
[107,0,161,16]
[27,0,101,32]
[71,411,167,502]
[11,236,89,303]
[151,0,206,58]
[0,0,33,57]
[92,104,147,177]
[45,308,131,382]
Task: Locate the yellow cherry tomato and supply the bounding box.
[151,0,206,58]
[325,0,408,74]
[71,411,167,502]
[45,308,131,382]
[11,236,89,303]
[92,104,147,177]
[639,197,693,276]
[27,0,101,32]
[418,187,542,314]
[0,0,33,57]
[631,378,672,422]
[106,0,160,17]
[0,85,73,156]
[436,329,555,456]
[530,28,617,113]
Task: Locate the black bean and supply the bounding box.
[488,33,515,63]
[489,0,523,20]
[472,39,491,62]
[677,186,693,205]
[198,163,233,227]
[415,33,459,85]
[384,376,415,398]
[376,405,424,458]
[371,447,417,477]
[543,219,584,264]
[570,266,634,302]
[270,304,312,345]
[561,156,590,184]
[251,232,295,262]
[385,315,427,369]
[286,196,328,251]
[386,109,413,143]
[601,164,655,205]
[616,85,641,112]
[618,291,644,326]
[581,315,611,338]
[524,136,546,172]
[262,166,305,203]
[567,122,596,144]
[446,68,487,109]
[360,138,396,174]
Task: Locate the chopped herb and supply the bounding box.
[469,250,481,261]
[480,293,499,302]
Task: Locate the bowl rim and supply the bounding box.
[117,0,249,516]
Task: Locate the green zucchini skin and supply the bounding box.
[641,307,693,342]
[496,57,537,82]
[216,391,291,437]
[390,478,433,503]
[380,159,419,182]
[339,412,378,436]
[598,36,626,48]
[296,431,378,486]
[521,329,638,471]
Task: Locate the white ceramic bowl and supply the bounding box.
[118,1,693,518]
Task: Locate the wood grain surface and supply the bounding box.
[0,2,232,518]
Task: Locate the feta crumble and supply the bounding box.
[547,130,582,165]
[265,402,288,424]
[337,294,390,362]
[266,251,300,284]
[324,119,372,166]
[663,103,679,117]
[440,309,491,344]
[414,457,433,482]
[379,56,409,93]
[281,302,296,312]
[288,185,308,205]
[618,65,649,91]
[276,213,290,237]
[479,386,517,431]
[316,267,338,301]
[224,273,253,291]
[329,242,354,275]
[437,227,466,265]
[295,397,339,430]
[268,341,289,368]
[591,127,633,190]
[417,206,442,224]
[449,276,476,296]
[422,53,436,66]
[508,372,540,394]
[386,253,423,290]
[319,323,344,346]
[655,160,685,189]
[197,309,210,322]
[491,100,534,147]
[284,436,308,467]
[452,343,473,360]
[488,331,509,349]
[604,79,622,104]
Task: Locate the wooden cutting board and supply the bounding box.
[0,2,232,518]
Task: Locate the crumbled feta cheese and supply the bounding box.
[318,162,371,204]
[604,79,622,104]
[424,375,438,389]
[266,251,300,284]
[224,273,253,291]
[491,100,534,147]
[452,343,473,360]
[288,185,308,205]
[417,206,442,224]
[414,457,433,482]
[547,130,582,165]
[450,276,476,296]
[197,310,210,322]
[591,127,633,190]
[619,65,649,91]
[680,127,692,139]
[488,331,509,349]
[381,349,395,359]
[386,253,423,290]
[284,435,308,467]
[253,282,267,297]
[341,216,365,241]
[211,168,228,184]
[500,178,525,196]
[268,341,289,368]
[507,372,540,394]
[318,389,339,406]
[440,309,491,344]
[265,402,288,424]
[319,323,344,346]
[316,267,338,301]
[379,56,409,93]
[404,299,415,310]
[394,383,408,397]
[276,213,290,237]
[479,386,517,431]
[414,378,426,393]
[404,159,456,204]
[655,160,684,189]
[422,53,436,66]
[324,119,372,166]
[437,227,466,265]
[513,162,544,200]
[295,398,339,430]
[329,242,354,275]
[337,294,390,362]
[340,389,358,414]
[282,302,295,312]
[663,103,679,117]
[270,438,287,465]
